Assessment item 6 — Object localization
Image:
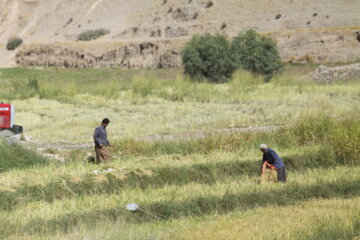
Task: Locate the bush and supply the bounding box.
[181,34,236,83]
[77,28,110,41]
[6,37,23,50]
[230,30,283,82]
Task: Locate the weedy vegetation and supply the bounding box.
[77,28,110,41]
[0,63,359,240]
[6,37,23,50]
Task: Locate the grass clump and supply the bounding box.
[0,144,50,172]
[329,117,360,165]
[5,75,40,100]
[77,28,110,41]
[132,76,160,97]
[6,37,23,50]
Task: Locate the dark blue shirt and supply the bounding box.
[93,126,110,146]
[262,148,285,169]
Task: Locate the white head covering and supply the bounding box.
[259,143,268,150]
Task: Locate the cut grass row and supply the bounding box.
[6,197,359,240]
[1,166,360,239]
[169,198,360,240]
[0,114,358,211]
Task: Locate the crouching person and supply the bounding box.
[93,118,112,163]
[260,144,286,183]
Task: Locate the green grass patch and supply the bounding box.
[0,144,50,172]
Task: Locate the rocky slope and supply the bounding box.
[313,63,360,84]
[0,0,359,68]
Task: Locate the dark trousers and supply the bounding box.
[277,167,287,183]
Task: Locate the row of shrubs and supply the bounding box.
[182,30,283,83]
[4,28,110,51]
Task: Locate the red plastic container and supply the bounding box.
[0,103,14,129]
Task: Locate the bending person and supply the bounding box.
[260,144,286,183]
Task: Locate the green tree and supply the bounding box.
[230,30,283,82]
[181,34,236,83]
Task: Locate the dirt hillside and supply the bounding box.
[0,0,359,68]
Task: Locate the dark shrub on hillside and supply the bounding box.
[205,1,214,8]
[77,28,110,41]
[6,37,23,50]
[230,30,283,82]
[181,34,236,83]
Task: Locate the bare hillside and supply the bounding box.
[0,0,359,68]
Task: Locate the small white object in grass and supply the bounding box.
[94,168,114,175]
[126,203,139,212]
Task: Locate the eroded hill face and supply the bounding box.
[0,0,359,68]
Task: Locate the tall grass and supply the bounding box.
[114,114,359,167]
[0,144,50,172]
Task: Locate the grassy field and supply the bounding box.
[0,65,359,240]
[0,66,359,143]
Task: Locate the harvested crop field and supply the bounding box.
[0,65,359,240]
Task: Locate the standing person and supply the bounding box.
[260,144,286,183]
[93,118,112,163]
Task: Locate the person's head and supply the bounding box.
[259,143,268,153]
[101,118,110,128]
